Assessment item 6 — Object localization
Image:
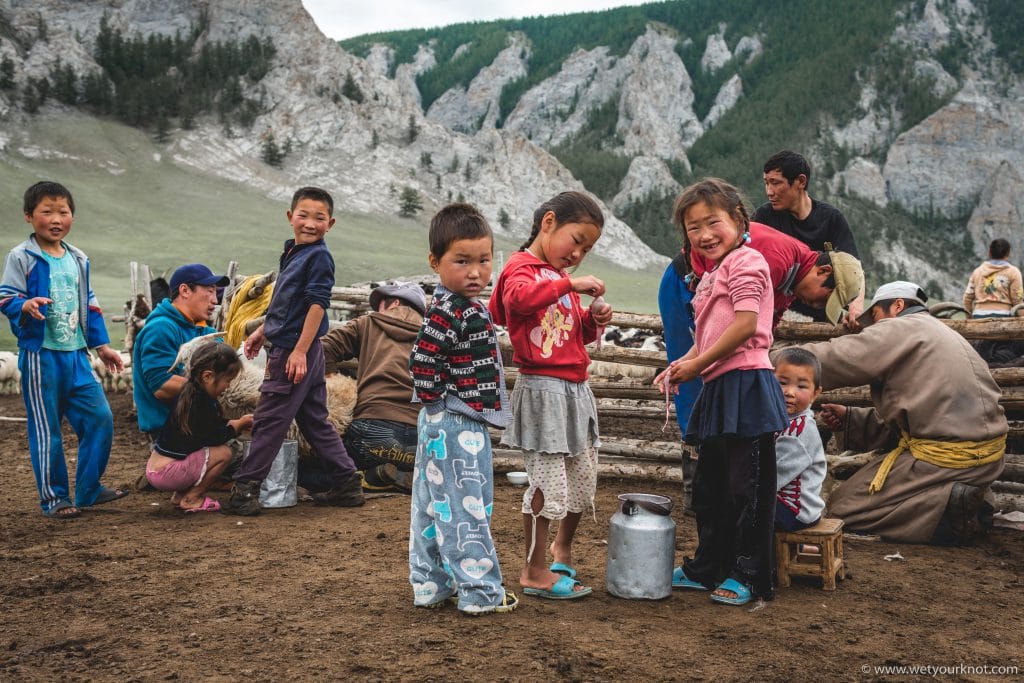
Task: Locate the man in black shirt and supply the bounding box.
[752,150,861,322]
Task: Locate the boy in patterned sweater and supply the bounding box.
[773,347,827,531]
[408,203,518,614]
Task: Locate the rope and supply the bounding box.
[223,274,275,348]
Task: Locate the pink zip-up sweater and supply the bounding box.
[691,245,774,382]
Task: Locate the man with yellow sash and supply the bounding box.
[802,281,1006,544]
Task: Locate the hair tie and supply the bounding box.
[742,231,751,244]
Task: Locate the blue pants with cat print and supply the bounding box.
[409,408,506,610]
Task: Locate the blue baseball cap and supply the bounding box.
[169,264,230,292]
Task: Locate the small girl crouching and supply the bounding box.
[146,341,254,512]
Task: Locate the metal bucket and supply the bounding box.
[606,493,676,600]
[240,439,298,508]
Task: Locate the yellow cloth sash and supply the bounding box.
[868,432,1005,494]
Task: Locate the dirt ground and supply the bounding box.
[1,392,1022,682]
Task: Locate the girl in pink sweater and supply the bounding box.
[655,178,788,606]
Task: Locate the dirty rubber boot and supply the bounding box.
[312,471,365,507]
[944,482,986,545]
[222,479,263,516]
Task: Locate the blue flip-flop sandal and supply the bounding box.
[672,566,708,591]
[523,575,592,600]
[710,578,752,606]
[549,562,577,579]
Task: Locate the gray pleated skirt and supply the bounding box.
[502,374,600,455]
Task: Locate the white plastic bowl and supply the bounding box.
[506,471,528,486]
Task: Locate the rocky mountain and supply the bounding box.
[0,0,663,269]
[343,0,1024,298]
[4,0,1024,295]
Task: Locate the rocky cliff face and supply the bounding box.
[0,0,664,269]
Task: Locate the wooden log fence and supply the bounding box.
[111,267,1024,512]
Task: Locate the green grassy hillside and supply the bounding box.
[0,114,664,351]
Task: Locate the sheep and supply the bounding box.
[0,351,20,394]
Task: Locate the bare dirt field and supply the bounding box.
[1,392,1022,682]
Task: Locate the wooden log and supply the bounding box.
[993,480,1024,495]
[817,384,1024,407]
[493,450,683,482]
[775,317,1024,342]
[993,492,1024,514]
[826,451,875,479]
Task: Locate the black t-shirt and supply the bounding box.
[751,199,858,257]
[154,391,236,459]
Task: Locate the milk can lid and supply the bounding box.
[617,493,673,516]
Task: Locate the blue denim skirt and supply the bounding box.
[685,368,788,444]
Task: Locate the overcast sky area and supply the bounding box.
[302,0,651,40]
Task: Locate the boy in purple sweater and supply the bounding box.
[223,187,363,515]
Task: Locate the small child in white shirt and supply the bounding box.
[773,348,827,532]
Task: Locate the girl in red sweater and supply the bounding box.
[489,191,613,600]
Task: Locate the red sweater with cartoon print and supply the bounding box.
[488,250,599,382]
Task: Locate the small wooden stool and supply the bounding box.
[775,517,845,590]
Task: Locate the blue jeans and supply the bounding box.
[409,408,507,609]
[20,348,114,511]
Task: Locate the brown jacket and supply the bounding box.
[321,306,422,426]
[799,312,1006,542]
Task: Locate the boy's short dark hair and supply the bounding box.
[775,347,821,387]
[429,203,493,261]
[763,150,811,185]
[24,181,75,216]
[291,186,334,216]
[989,238,1011,260]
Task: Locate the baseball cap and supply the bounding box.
[169,264,230,292]
[823,248,864,325]
[857,281,928,327]
[368,281,426,316]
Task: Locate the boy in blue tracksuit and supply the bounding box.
[223,186,363,515]
[0,181,128,518]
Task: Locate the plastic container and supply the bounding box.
[239,438,299,508]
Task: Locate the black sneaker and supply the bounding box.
[222,479,263,516]
[312,472,365,507]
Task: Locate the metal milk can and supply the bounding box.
[606,493,676,599]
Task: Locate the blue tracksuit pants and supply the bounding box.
[20,348,114,511]
[409,409,506,610]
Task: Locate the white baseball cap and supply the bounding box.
[857,281,928,327]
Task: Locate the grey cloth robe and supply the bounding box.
[800,312,1006,542]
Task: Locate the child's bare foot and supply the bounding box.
[169,493,183,506]
[549,542,573,568]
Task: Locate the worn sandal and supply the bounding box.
[672,566,708,591]
[523,575,592,600]
[549,562,577,579]
[182,496,221,513]
[710,578,752,606]
[91,486,130,506]
[43,500,81,520]
[461,590,519,615]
